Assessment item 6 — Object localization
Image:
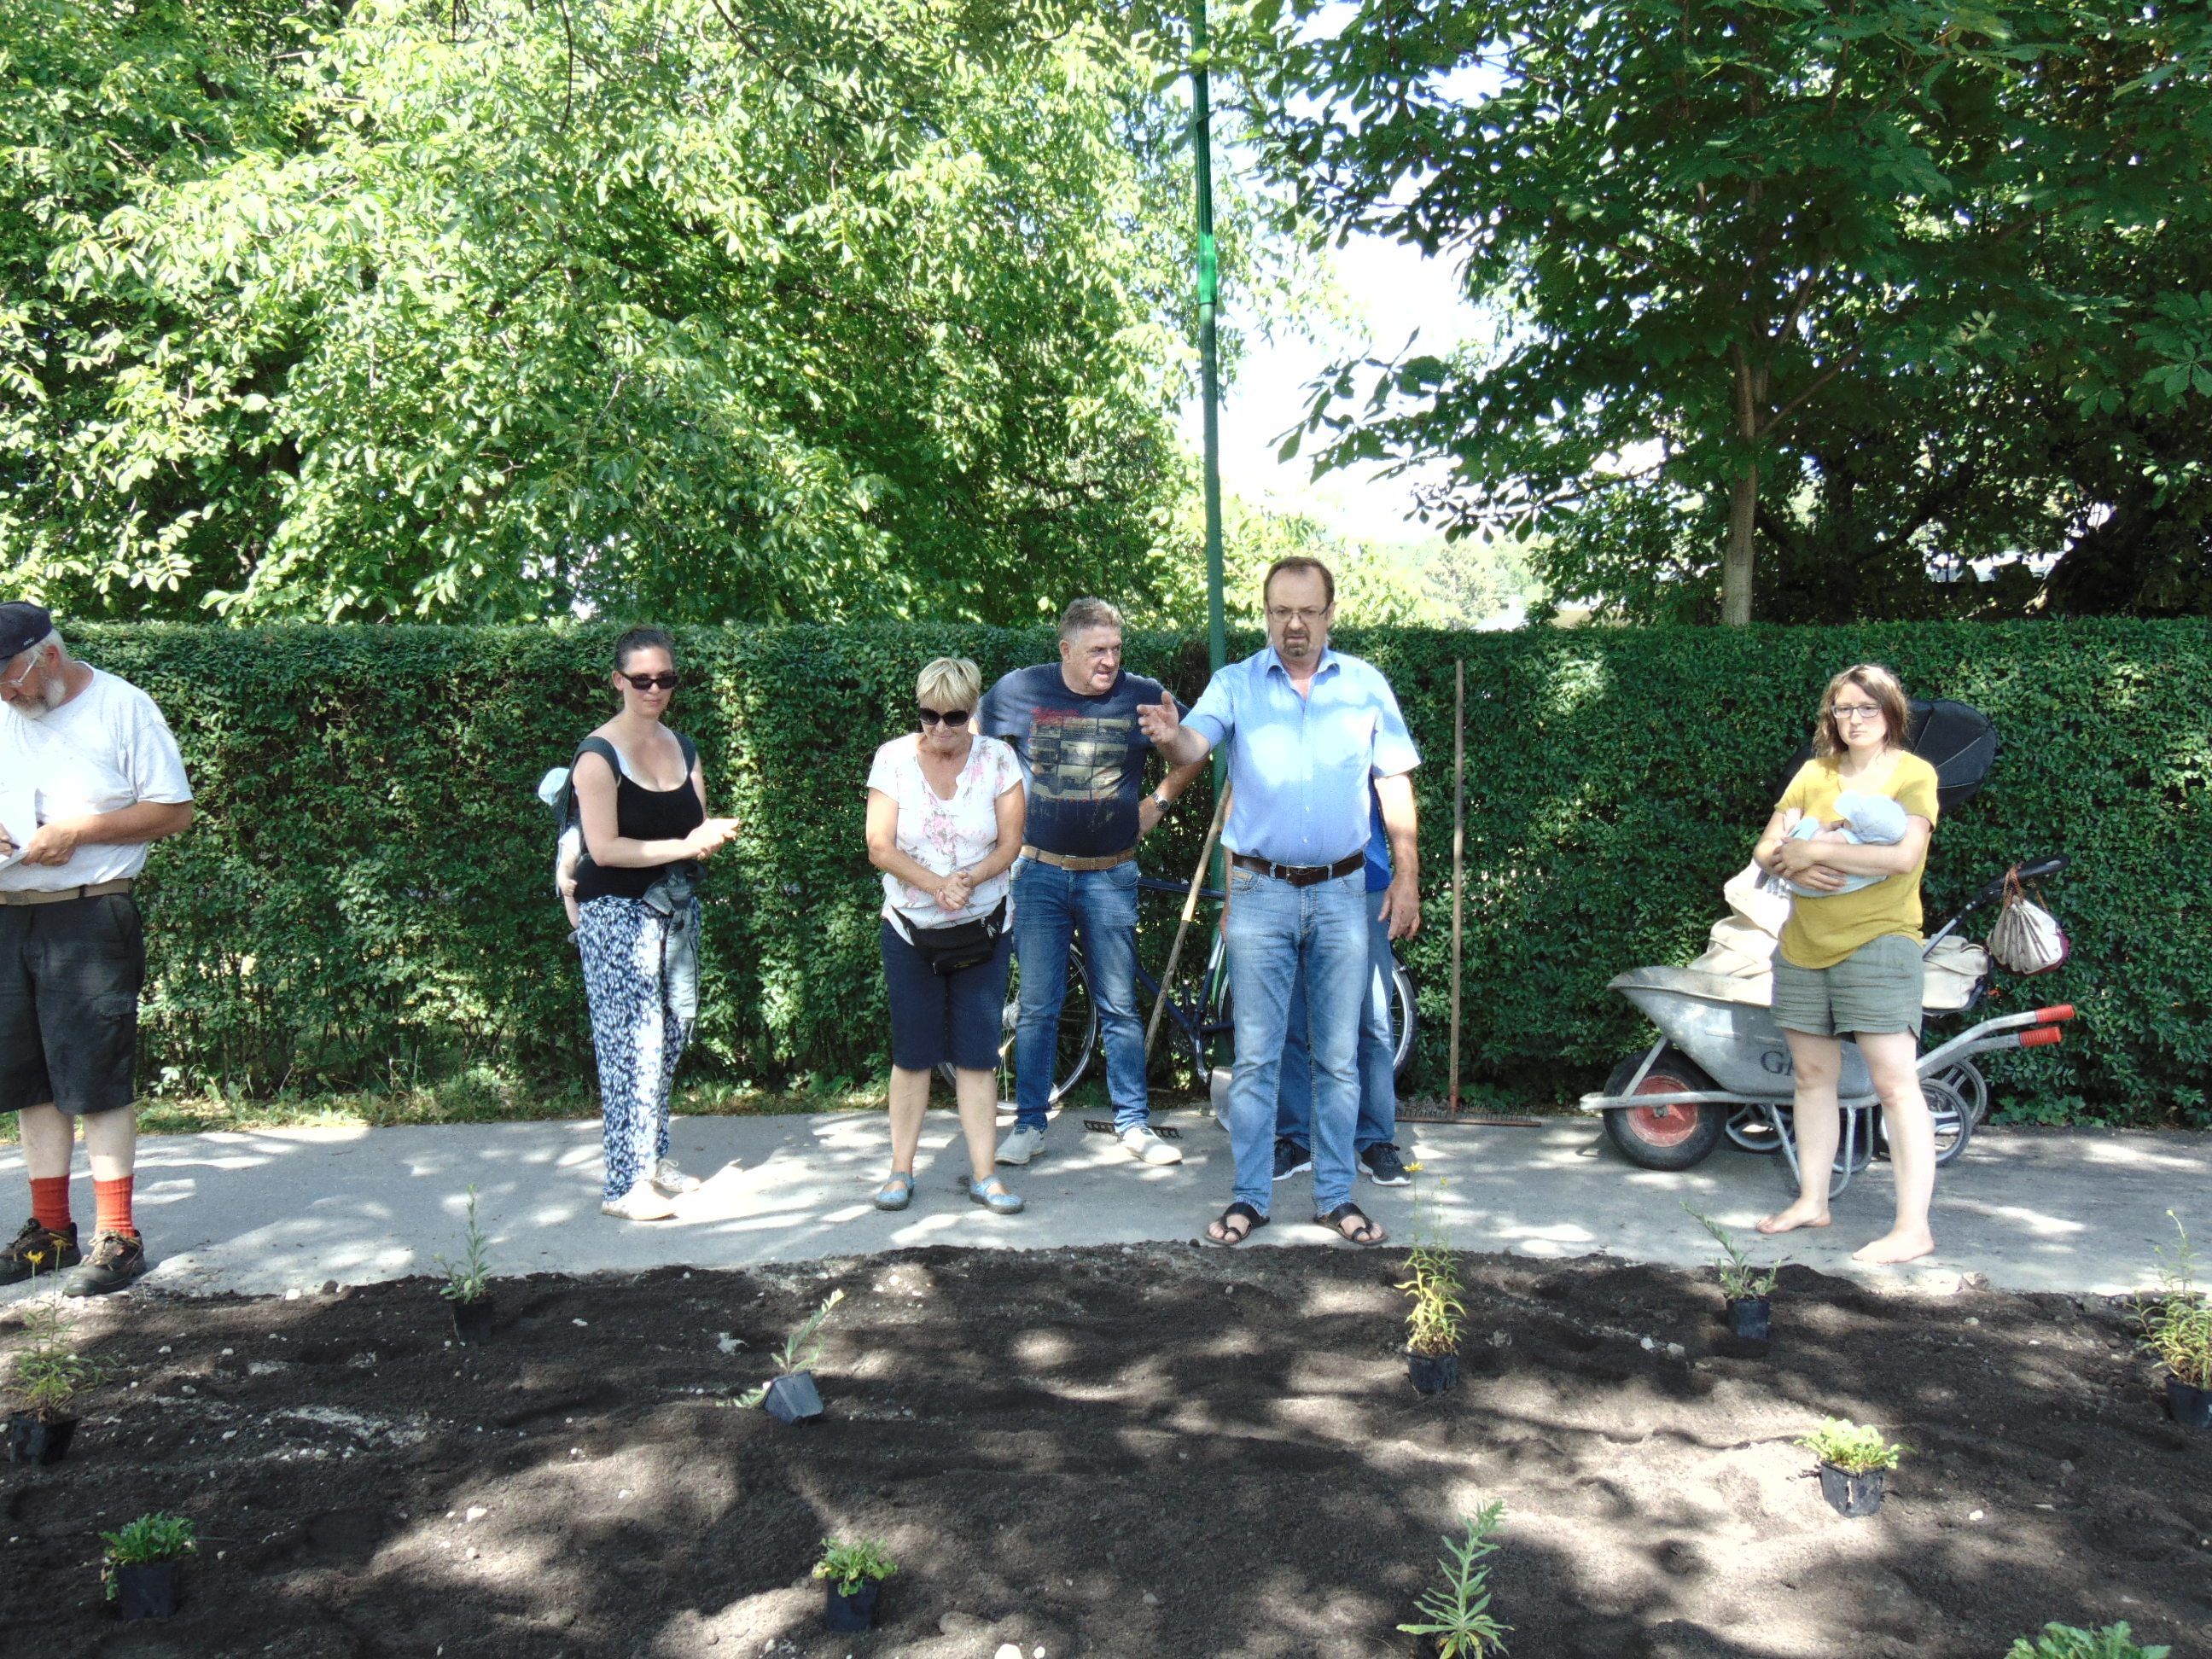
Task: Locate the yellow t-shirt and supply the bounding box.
[1774,752,1941,969]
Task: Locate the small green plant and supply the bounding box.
[2005,1621,2169,1659]
[7,1296,104,1423]
[1682,1203,1783,1301]
[736,1288,845,1407]
[1398,1241,1468,1359]
[1397,1503,1511,1658]
[434,1185,492,1304]
[101,1512,196,1599]
[1795,1417,1906,1475]
[2134,1211,2212,1389]
[812,1535,897,1597]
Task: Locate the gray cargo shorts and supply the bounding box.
[1771,932,1924,1040]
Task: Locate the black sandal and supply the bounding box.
[1315,1202,1386,1246]
[1202,1201,1269,1248]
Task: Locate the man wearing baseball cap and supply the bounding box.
[0,604,195,1295]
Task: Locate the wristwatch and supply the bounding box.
[1150,791,1175,813]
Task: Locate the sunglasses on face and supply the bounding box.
[623,672,681,692]
[917,706,971,729]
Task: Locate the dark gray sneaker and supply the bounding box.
[63,1230,146,1297]
[0,1218,80,1284]
[1359,1143,1412,1186]
[1272,1138,1313,1182]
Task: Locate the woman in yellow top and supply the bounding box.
[1752,665,1942,1265]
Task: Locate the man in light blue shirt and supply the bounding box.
[1140,556,1420,1247]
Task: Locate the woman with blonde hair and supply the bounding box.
[1753,663,1942,1264]
[864,657,1027,1215]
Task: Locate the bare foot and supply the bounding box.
[1756,1202,1831,1236]
[1852,1228,1935,1265]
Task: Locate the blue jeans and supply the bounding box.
[1222,867,1367,1214]
[1010,856,1149,1133]
[1276,906,1397,1156]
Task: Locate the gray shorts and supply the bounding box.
[1771,932,1924,1040]
[0,894,146,1117]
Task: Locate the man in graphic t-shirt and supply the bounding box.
[979,597,1206,1168]
[0,604,195,1296]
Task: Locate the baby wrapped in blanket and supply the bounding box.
[1757,791,1910,898]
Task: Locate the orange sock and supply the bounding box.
[93,1176,137,1239]
[31,1176,73,1234]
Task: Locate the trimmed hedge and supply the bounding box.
[70,619,2211,1127]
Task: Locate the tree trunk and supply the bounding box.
[1722,463,1758,625]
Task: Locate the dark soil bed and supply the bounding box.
[4,1247,2207,1657]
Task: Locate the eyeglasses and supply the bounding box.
[1266,606,1330,626]
[0,657,37,692]
[1832,703,1883,723]
[917,707,971,729]
[623,672,681,692]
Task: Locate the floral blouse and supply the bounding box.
[865,733,1022,933]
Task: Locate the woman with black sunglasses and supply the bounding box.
[569,628,739,1222]
[864,656,1027,1216]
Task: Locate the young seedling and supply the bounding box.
[1399,1242,1468,1359]
[1795,1417,1906,1475]
[812,1535,898,1597]
[737,1289,844,1412]
[2005,1622,2169,1659]
[102,1511,196,1617]
[2135,1211,2212,1391]
[434,1186,493,1304]
[8,1295,104,1423]
[1683,1203,1783,1301]
[1397,1502,1511,1658]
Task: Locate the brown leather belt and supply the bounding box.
[1229,851,1365,888]
[0,878,136,908]
[1020,845,1136,873]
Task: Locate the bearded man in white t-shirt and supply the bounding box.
[0,604,195,1296]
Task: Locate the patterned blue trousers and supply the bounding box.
[578,897,690,1202]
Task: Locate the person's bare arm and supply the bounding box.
[1137,695,1212,767]
[965,783,1027,886]
[575,749,734,868]
[13,800,194,866]
[1777,818,1931,879]
[1373,771,1421,940]
[1138,757,1208,836]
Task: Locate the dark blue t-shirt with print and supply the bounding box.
[979,663,1171,858]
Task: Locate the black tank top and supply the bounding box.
[571,733,706,902]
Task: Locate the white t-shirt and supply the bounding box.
[0,668,193,891]
[864,734,1022,934]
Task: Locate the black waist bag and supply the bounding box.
[905,899,1007,977]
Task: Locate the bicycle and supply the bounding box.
[944,871,1418,1104]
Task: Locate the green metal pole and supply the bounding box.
[1191,2,1225,683]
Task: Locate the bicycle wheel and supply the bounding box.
[1388,961,1417,1080]
[939,948,1097,1104]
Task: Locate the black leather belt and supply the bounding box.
[1229,851,1365,888]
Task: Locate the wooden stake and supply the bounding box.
[1145,785,1231,1061]
[1449,658,1465,1113]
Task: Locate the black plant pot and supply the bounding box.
[114,1561,181,1621]
[764,1371,824,1425]
[1407,1350,1458,1394]
[1725,1297,1772,1342]
[1818,1463,1886,1518]
[2168,1373,2212,1430]
[6,1412,77,1465]
[451,1297,495,1343]
[823,1580,879,1632]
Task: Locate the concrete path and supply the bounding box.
[2,1109,2203,1301]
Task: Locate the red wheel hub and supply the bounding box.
[1625,1074,1703,1147]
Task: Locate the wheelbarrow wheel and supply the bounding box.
[1601,1051,1726,1171]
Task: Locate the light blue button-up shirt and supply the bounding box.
[1185,647,1419,866]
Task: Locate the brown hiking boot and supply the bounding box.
[0,1217,81,1284]
[63,1229,147,1297]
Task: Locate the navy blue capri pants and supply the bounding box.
[880,921,1013,1072]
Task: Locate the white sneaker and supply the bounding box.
[1118,1125,1184,1166]
[650,1158,703,1196]
[995,1125,1046,1166]
[600,1185,679,1221]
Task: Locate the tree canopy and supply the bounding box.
[1248,0,2212,624]
[3,0,1282,624]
